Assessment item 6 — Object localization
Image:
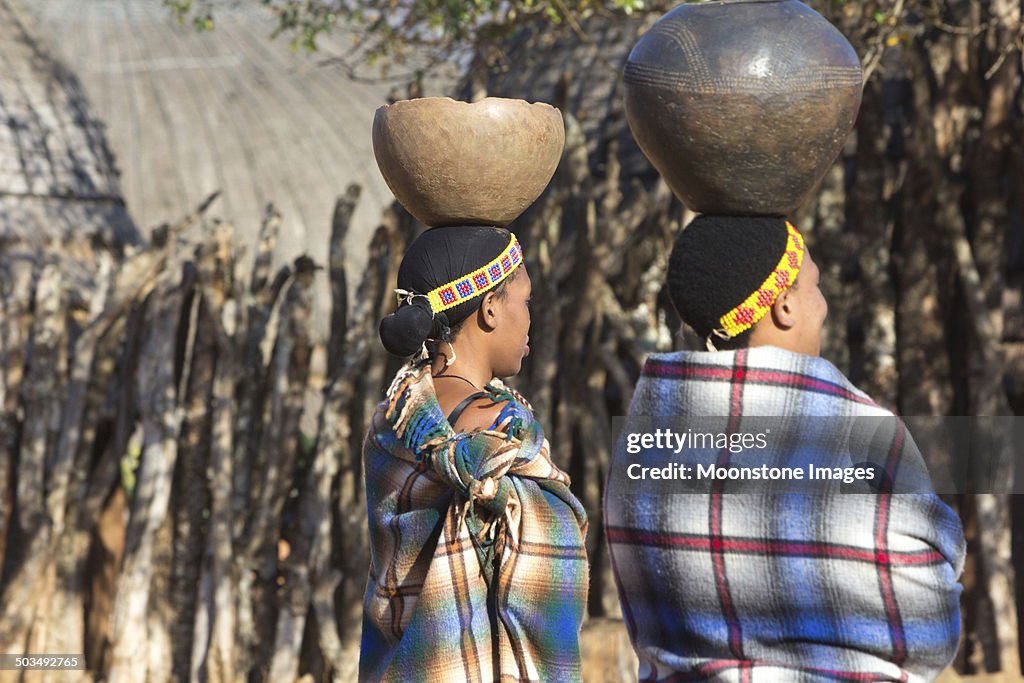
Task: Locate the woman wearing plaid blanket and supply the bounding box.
[361,226,589,682]
[605,215,965,682]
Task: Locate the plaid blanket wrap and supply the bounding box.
[360,362,589,682]
[605,347,965,682]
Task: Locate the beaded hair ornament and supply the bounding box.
[394,232,523,314]
[706,221,805,351]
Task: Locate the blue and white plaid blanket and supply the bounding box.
[605,346,965,682]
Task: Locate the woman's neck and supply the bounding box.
[430,346,492,389]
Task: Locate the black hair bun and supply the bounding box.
[379,298,434,357]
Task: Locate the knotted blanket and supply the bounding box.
[360,361,589,682]
[605,346,965,682]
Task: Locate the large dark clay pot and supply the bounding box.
[624,0,862,216]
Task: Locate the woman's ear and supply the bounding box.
[770,288,798,330]
[478,291,500,331]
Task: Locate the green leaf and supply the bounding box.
[120,445,141,496]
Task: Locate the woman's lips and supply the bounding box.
[524,337,530,357]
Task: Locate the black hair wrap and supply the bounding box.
[379,225,514,357]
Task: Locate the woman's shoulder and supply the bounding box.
[382,361,539,443]
[449,392,508,432]
[446,380,534,437]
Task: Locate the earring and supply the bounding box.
[445,341,457,367]
[706,328,732,352]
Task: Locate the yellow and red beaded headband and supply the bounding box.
[712,221,805,343]
[420,233,523,314]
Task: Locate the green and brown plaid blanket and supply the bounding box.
[360,361,589,682]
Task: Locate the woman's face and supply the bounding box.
[788,250,828,356]
[492,266,532,377]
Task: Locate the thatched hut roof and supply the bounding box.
[0,1,138,249]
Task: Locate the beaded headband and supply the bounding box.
[405,233,523,314]
[711,221,805,343]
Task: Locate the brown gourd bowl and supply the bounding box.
[372,97,565,227]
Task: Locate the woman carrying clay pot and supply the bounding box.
[359,225,589,683]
